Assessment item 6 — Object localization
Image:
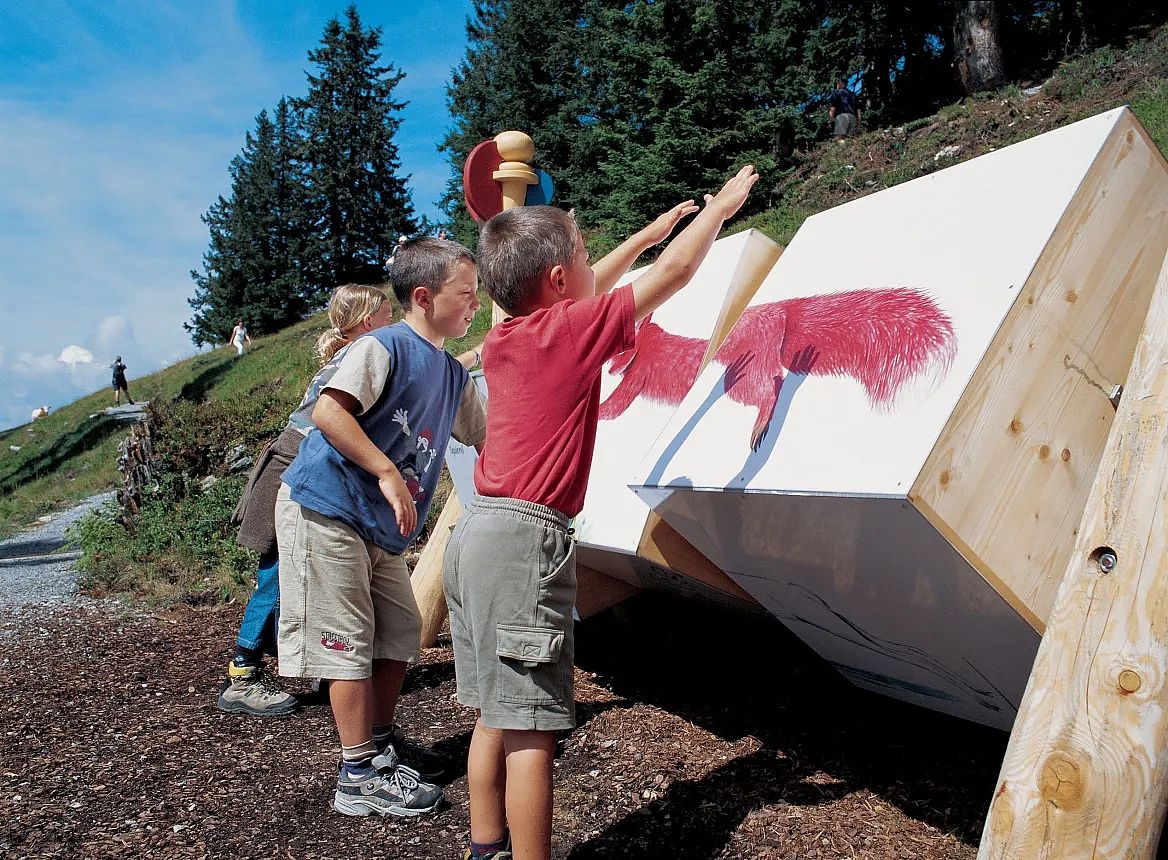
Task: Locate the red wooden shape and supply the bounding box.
[463,140,504,223]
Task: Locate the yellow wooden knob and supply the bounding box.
[494,130,534,163]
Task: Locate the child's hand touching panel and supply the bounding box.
[705,165,759,220]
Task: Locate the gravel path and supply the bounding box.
[0,491,115,610]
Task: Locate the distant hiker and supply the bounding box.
[443,168,755,860]
[386,234,409,268]
[276,237,485,817]
[219,285,394,718]
[110,356,133,405]
[229,320,252,356]
[828,80,860,141]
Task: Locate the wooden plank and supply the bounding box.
[698,230,783,368]
[977,243,1168,859]
[411,494,461,648]
[575,564,643,619]
[633,229,780,604]
[637,514,758,605]
[912,109,1168,632]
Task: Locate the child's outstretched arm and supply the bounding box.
[591,199,699,295]
[312,389,417,537]
[630,165,758,321]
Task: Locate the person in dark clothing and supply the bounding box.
[828,81,860,141]
[111,356,133,405]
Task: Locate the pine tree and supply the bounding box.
[186,101,309,346]
[296,5,416,296]
[953,0,1006,94]
[440,0,591,247]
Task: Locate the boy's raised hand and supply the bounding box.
[640,199,700,245]
[704,164,759,220]
[378,470,417,537]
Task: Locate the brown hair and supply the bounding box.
[388,237,476,311]
[477,206,579,315]
[314,284,389,364]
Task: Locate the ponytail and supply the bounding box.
[314,284,390,365]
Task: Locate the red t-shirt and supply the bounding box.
[474,284,636,517]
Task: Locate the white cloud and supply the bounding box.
[95,315,135,359]
[57,344,95,372]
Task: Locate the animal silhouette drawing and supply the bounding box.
[600,287,957,450]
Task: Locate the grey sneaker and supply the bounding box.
[333,762,443,817]
[375,725,448,782]
[216,664,299,717]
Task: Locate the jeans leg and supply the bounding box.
[236,552,280,655]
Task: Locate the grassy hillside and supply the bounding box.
[5,23,1166,600]
[733,24,1168,247]
[0,301,492,542]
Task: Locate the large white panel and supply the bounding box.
[635,485,1040,729]
[446,230,775,557]
[631,108,1125,497]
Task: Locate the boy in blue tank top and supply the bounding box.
[276,238,486,817]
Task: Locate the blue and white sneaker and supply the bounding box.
[332,762,443,817]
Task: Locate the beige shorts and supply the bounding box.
[274,484,421,680]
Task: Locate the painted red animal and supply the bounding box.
[600,287,956,450]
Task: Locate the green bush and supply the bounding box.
[74,476,256,605]
[71,387,295,605]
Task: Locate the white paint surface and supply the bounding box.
[446,230,778,558]
[631,108,1125,497]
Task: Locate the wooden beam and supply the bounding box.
[633,229,781,606]
[575,564,643,619]
[413,129,536,646]
[978,245,1168,858]
[411,493,461,648]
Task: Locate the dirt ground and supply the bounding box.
[0,592,1018,860]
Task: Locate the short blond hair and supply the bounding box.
[314,284,390,364]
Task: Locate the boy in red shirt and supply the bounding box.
[443,165,759,860]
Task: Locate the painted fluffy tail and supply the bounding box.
[727,288,956,407]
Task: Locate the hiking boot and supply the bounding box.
[333,762,443,817]
[374,724,449,782]
[216,663,299,717]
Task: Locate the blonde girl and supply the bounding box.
[218,284,394,717]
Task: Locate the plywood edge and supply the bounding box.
[909,491,1045,633]
[576,563,642,619]
[635,512,760,606]
[698,230,783,370]
[911,108,1168,630]
[1124,104,1168,176]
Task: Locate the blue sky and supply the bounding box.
[0,0,474,430]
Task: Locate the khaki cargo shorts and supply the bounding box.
[443,496,576,731]
[274,484,421,680]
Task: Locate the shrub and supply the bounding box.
[74,476,255,605]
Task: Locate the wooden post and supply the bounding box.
[978,246,1168,858]
[490,131,538,326]
[411,130,537,648]
[411,496,462,649]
